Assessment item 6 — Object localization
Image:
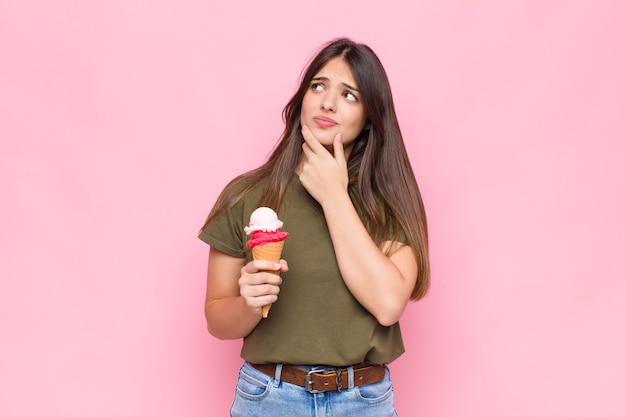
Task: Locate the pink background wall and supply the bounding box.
[2,0,625,416]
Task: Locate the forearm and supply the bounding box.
[204,248,285,339]
[205,296,261,340]
[298,128,416,325]
[321,192,416,326]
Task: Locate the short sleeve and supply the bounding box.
[198,199,247,258]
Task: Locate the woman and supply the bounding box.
[199,37,429,416]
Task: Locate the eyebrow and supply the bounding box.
[312,76,360,92]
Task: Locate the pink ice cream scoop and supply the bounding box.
[245,207,289,247]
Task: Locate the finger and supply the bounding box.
[258,261,282,273]
[243,260,282,274]
[301,141,315,161]
[301,125,325,154]
[279,259,289,272]
[240,270,282,290]
[242,286,280,306]
[248,276,282,293]
[254,293,279,308]
[332,133,345,164]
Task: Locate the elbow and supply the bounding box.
[206,313,250,340]
[376,314,401,327]
[207,323,225,340]
[373,304,406,327]
[371,294,411,326]
[206,314,243,340]
[205,305,228,340]
[206,322,238,340]
[205,311,230,340]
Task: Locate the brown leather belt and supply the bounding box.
[248,362,385,393]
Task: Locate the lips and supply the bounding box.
[313,116,337,128]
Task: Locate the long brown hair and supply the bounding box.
[203,38,430,300]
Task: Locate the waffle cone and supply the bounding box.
[251,241,285,264]
[251,241,285,318]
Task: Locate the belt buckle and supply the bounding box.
[304,369,327,393]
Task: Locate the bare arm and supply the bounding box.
[299,126,417,326]
[320,196,417,326]
[204,247,287,339]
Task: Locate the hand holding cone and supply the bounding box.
[251,241,286,318]
[245,208,289,318]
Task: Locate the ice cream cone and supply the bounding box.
[251,241,285,264]
[251,241,285,318]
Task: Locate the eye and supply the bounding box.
[344,91,358,102]
[310,82,324,92]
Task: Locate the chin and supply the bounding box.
[302,121,338,145]
[317,136,335,146]
[311,128,337,144]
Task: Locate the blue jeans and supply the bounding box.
[230,362,398,417]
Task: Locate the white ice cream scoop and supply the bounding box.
[244,207,284,234]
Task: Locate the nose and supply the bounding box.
[321,92,336,112]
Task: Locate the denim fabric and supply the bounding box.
[230,362,398,417]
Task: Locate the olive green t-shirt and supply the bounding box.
[199,175,405,366]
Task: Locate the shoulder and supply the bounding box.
[211,171,268,213]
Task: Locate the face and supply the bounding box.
[300,57,368,156]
